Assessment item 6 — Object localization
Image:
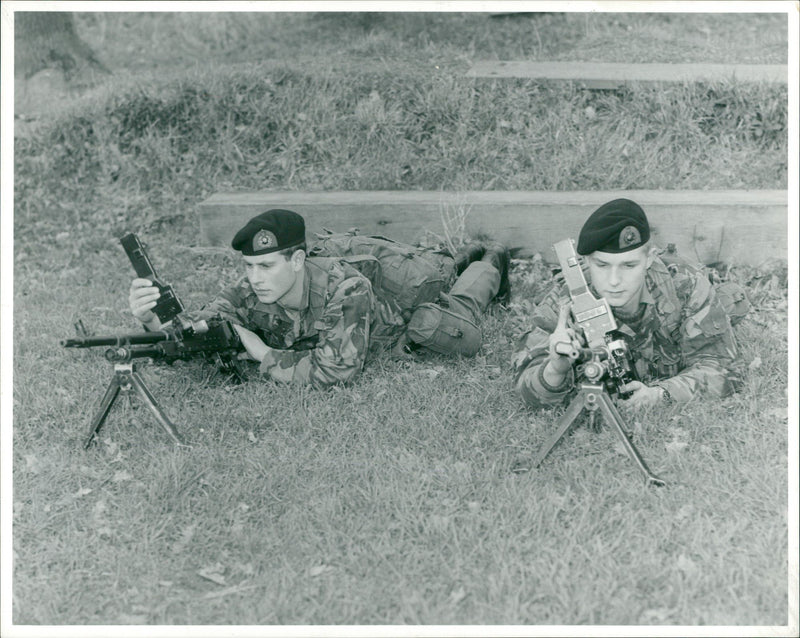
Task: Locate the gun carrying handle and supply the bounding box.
[554,342,579,359]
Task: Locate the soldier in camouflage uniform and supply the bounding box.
[129,209,509,388]
[512,199,746,409]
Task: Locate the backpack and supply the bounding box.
[659,244,750,326]
[308,229,456,313]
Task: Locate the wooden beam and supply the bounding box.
[465,61,788,88]
[197,190,787,266]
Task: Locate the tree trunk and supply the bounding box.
[15,12,109,80]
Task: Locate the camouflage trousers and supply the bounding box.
[406,261,500,356]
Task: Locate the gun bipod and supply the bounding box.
[84,362,189,449]
[513,382,666,487]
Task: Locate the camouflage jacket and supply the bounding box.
[512,257,740,407]
[194,257,405,388]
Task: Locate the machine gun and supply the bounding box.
[62,234,245,449]
[515,238,666,487]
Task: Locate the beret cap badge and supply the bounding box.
[253,229,277,251]
[619,226,641,249]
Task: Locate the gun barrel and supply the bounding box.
[61,331,172,348]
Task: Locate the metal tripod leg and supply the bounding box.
[516,383,666,487]
[530,391,587,468]
[83,370,123,449]
[127,369,188,447]
[83,363,188,449]
[595,391,666,487]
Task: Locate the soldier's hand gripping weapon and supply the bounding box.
[515,238,666,487]
[119,232,185,324]
[61,234,245,449]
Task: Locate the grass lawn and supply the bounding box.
[7,8,796,634]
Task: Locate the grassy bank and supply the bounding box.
[12,10,791,629]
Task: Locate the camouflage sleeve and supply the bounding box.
[657,272,739,403]
[512,282,576,408]
[257,276,373,388]
[190,277,251,325]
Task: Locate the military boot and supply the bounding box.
[480,242,511,305]
[452,242,486,275]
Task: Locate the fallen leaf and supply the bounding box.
[202,583,261,600]
[197,564,227,586]
[24,454,41,475]
[247,431,257,443]
[670,427,688,440]
[676,554,698,575]
[73,488,93,498]
[748,356,762,371]
[612,440,629,457]
[665,440,688,454]
[172,523,197,554]
[639,608,673,623]
[675,504,694,521]
[113,470,133,483]
[428,514,451,532]
[308,564,335,577]
[767,406,788,420]
[117,613,148,623]
[449,586,467,604]
[419,368,441,379]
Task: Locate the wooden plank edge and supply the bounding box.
[200,190,787,207]
[197,190,788,267]
[465,61,789,84]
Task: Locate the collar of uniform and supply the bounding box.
[642,257,673,304]
[304,259,330,318]
[640,281,655,305]
[297,262,312,311]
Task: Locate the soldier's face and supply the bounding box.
[243,250,304,304]
[586,245,653,312]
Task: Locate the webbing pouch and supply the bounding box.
[405,302,481,356]
[715,281,751,327]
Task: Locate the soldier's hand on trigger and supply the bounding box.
[129,278,161,326]
[547,304,582,375]
[619,381,665,409]
[232,324,270,362]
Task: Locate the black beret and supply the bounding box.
[231,209,306,256]
[576,199,650,255]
